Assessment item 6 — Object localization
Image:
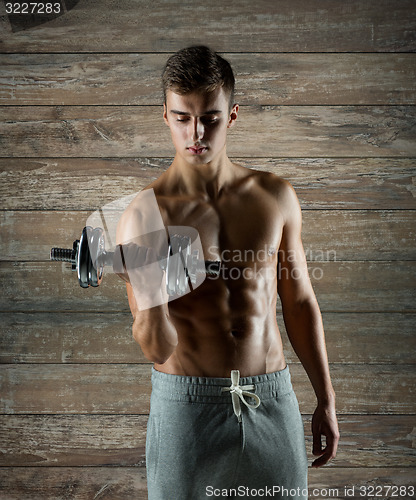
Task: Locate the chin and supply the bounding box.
[187,153,212,164]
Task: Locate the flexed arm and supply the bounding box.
[116,192,178,364]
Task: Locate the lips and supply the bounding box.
[188,146,207,155]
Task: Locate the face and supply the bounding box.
[163,87,238,166]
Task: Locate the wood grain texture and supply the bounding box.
[1,261,414,313]
[2,210,415,262]
[1,312,415,365]
[0,415,148,467]
[0,364,152,415]
[0,467,148,500]
[1,158,414,210]
[0,467,414,500]
[0,0,415,52]
[279,313,416,366]
[1,0,414,496]
[1,53,415,106]
[292,364,416,415]
[0,414,415,468]
[1,106,415,158]
[0,312,144,364]
[0,364,414,415]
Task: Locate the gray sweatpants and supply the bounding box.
[146,366,308,500]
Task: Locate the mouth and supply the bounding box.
[188,146,207,155]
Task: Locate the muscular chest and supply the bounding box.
[160,190,283,266]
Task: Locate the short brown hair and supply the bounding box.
[162,46,235,110]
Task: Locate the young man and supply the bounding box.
[116,46,339,499]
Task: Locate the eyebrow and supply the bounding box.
[170,109,223,116]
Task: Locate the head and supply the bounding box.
[162,46,238,166]
[162,45,235,113]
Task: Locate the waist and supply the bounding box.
[150,365,293,404]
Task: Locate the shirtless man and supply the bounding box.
[116,46,339,499]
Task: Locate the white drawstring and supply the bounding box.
[221,370,261,422]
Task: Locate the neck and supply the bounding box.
[168,149,236,199]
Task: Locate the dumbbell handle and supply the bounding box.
[50,240,79,272]
[50,247,75,263]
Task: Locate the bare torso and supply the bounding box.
[147,164,287,377]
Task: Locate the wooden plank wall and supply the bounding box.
[0,0,415,498]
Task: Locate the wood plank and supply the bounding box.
[0,158,167,211]
[307,211,416,261]
[1,106,415,158]
[0,364,153,414]
[1,53,415,106]
[0,467,148,500]
[301,210,416,262]
[1,312,415,365]
[291,364,416,414]
[279,312,416,366]
[0,312,145,364]
[1,158,414,210]
[0,262,129,312]
[0,415,148,467]
[2,210,415,262]
[1,261,414,313]
[0,0,414,52]
[307,261,416,313]
[0,414,414,467]
[0,467,414,500]
[0,364,414,414]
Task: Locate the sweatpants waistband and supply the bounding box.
[150,365,293,404]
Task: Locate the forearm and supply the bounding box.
[282,297,335,405]
[128,285,178,364]
[133,306,178,364]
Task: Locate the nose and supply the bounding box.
[192,117,204,142]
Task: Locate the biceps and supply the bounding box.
[277,236,313,303]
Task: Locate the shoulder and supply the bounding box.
[248,168,301,222]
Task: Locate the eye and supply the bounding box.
[201,116,219,125]
[175,115,191,123]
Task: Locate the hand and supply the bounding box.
[311,403,339,467]
[113,243,160,280]
[113,243,165,310]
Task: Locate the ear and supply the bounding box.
[163,103,169,126]
[227,103,239,129]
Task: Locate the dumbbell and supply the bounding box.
[50,226,221,296]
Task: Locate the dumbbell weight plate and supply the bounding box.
[166,235,191,296]
[187,249,199,285]
[77,226,103,288]
[77,227,90,288]
[88,227,105,287]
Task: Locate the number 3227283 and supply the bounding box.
[6,3,62,14]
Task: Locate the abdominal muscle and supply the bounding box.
[154,268,287,378]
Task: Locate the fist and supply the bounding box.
[113,243,166,309]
